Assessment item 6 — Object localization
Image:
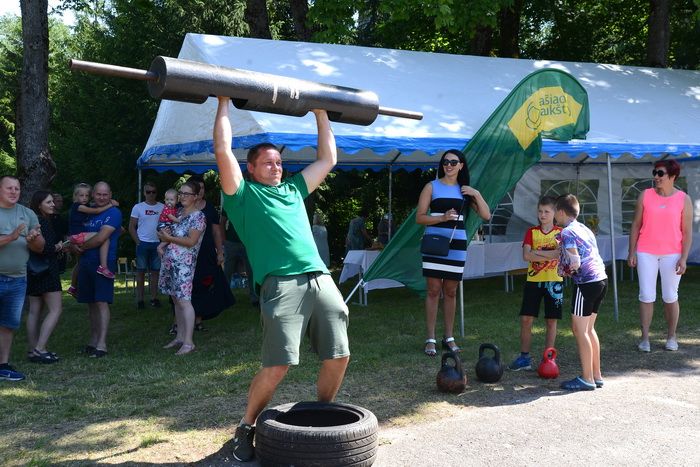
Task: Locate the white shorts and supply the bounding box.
[636,252,682,303]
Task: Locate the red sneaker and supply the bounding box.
[96,265,115,279]
[69,232,87,244]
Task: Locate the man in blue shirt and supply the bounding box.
[75,181,122,358]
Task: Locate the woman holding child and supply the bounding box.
[628,159,692,353]
[416,149,490,356]
[158,180,206,355]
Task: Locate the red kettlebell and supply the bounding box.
[537,347,560,379]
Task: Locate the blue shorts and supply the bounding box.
[77,259,116,304]
[0,275,27,330]
[135,241,161,272]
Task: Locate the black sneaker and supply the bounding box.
[231,423,255,462]
[137,300,145,310]
[150,298,161,308]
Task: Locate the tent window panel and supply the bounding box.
[621,177,687,235]
[541,179,599,233]
[482,189,514,237]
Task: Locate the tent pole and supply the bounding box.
[606,154,619,321]
[138,170,142,202]
[459,280,464,337]
[344,280,363,304]
[388,167,393,239]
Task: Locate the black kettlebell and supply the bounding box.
[436,351,467,394]
[474,343,504,383]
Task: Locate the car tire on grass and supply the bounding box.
[256,401,378,467]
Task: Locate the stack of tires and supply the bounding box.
[256,401,379,467]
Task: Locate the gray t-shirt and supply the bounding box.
[0,204,40,277]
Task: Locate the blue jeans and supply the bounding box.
[0,275,27,330]
[136,241,161,272]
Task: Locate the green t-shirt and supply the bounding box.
[222,173,328,287]
[0,204,40,277]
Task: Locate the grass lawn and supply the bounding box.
[1,265,699,465]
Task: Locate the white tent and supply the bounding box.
[137,34,700,238]
[138,34,700,175]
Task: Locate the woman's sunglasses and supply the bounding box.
[442,159,461,167]
[652,169,667,177]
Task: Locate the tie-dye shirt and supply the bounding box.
[558,220,607,285]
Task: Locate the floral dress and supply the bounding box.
[158,209,206,300]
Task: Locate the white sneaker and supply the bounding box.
[638,340,651,352]
[665,337,678,351]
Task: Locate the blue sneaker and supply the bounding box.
[560,376,595,391]
[0,364,25,381]
[508,355,532,371]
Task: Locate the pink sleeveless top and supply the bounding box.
[637,188,686,255]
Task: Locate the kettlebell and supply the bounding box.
[537,347,560,379]
[436,351,467,393]
[474,343,504,383]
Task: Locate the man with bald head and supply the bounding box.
[75,181,122,358]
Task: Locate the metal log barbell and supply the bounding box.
[68,56,423,126]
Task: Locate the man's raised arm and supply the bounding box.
[301,109,337,194]
[214,96,244,196]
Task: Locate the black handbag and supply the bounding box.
[420,234,452,256]
[27,253,49,275]
[420,199,465,257]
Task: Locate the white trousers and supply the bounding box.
[636,252,682,303]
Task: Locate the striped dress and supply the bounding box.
[422,180,467,281]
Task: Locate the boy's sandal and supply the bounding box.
[424,339,437,357]
[442,336,461,352]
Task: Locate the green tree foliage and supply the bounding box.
[0,14,72,176]
[520,0,699,68]
[307,0,512,53]
[50,0,249,203]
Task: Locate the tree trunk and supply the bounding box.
[245,0,272,39]
[470,25,493,56]
[289,0,313,41]
[18,0,55,203]
[498,0,522,58]
[647,0,670,67]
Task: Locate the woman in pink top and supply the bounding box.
[628,160,692,353]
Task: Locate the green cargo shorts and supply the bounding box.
[259,272,350,367]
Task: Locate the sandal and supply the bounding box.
[163,339,182,349]
[442,337,461,352]
[88,348,108,358]
[29,349,59,364]
[424,338,437,357]
[175,343,196,355]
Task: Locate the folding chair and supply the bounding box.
[117,257,136,293]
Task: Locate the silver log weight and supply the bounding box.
[69,56,423,126]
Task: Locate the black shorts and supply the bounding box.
[519,281,563,320]
[571,279,608,317]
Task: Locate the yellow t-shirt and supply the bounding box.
[523,226,562,282]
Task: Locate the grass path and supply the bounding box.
[2,266,699,465]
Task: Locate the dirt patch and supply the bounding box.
[374,366,700,466]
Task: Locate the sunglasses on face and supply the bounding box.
[442,159,460,167]
[145,190,156,194]
[652,170,667,177]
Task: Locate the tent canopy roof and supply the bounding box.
[138,34,700,173]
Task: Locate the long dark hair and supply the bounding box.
[438,149,471,214]
[438,149,470,187]
[30,190,53,217]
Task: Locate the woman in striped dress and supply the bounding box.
[416,150,491,356]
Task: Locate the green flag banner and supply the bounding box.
[361,69,590,297]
